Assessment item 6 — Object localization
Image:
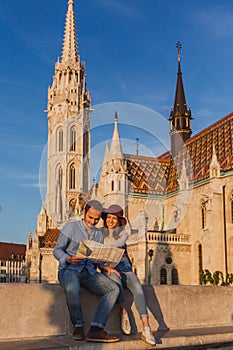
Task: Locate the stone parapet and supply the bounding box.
[0,284,233,342]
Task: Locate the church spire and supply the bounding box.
[109,111,123,159]
[169,42,192,158]
[173,42,187,116]
[61,0,79,63]
[45,0,91,227]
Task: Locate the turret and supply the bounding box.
[98,112,128,209]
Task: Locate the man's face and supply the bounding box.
[84,207,102,227]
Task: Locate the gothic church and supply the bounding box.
[26,0,233,285]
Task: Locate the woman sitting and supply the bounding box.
[102,204,156,346]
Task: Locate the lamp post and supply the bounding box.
[148,249,154,285]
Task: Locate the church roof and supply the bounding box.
[125,111,233,195]
[0,242,26,261]
[39,228,60,248]
[168,111,233,191]
[125,154,170,196]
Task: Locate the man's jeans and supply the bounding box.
[58,269,120,328]
[105,270,148,318]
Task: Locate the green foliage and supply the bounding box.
[200,269,233,286]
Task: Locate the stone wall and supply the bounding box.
[0,284,233,341]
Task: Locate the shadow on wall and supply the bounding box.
[42,283,69,336]
[149,235,178,286]
[43,282,169,341]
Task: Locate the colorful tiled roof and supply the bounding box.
[168,111,233,192]
[125,112,233,195]
[125,154,170,195]
[39,228,60,248]
[0,242,26,261]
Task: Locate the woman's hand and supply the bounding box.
[66,256,83,265]
[104,266,121,278]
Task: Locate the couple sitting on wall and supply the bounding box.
[53,199,156,346]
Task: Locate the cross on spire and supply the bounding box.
[176,41,182,62]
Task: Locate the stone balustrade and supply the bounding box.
[147,231,190,243]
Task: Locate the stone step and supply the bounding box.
[1,327,233,350]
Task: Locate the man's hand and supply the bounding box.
[66,256,83,265]
[103,266,121,278]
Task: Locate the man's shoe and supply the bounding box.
[141,327,156,346]
[121,312,131,335]
[72,326,84,341]
[86,329,119,343]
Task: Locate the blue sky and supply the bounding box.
[1,0,233,244]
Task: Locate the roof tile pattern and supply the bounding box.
[39,228,60,248]
[125,112,233,195]
[125,154,170,195]
[171,112,233,189]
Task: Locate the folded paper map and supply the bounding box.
[76,240,124,268]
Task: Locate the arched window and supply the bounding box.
[176,118,180,129]
[198,244,203,284]
[231,193,233,224]
[58,167,62,189]
[111,180,114,191]
[69,71,72,83]
[160,268,167,285]
[172,268,178,284]
[70,127,76,151]
[201,201,206,229]
[119,181,121,191]
[69,163,75,189]
[57,128,63,152]
[83,130,89,157]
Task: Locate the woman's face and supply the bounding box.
[106,213,119,229]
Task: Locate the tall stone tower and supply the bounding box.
[169,42,192,158]
[45,0,91,226]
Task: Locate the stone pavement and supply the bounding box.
[1,327,233,350]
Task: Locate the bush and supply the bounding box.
[200,269,233,286]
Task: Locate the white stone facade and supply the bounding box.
[27,0,233,286]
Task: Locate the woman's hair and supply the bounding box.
[103,214,124,240]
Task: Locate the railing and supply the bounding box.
[147,231,190,243]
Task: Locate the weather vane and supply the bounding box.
[176,41,182,62]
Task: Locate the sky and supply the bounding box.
[1,0,233,244]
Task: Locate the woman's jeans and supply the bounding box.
[58,268,120,328]
[105,269,148,318]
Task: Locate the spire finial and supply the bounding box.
[176,41,182,62]
[114,111,118,123]
[136,138,139,156]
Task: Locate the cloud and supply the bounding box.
[17,173,39,180]
[97,0,140,18]
[0,78,38,90]
[195,108,213,119]
[195,7,233,39]
[20,183,42,188]
[0,170,38,181]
